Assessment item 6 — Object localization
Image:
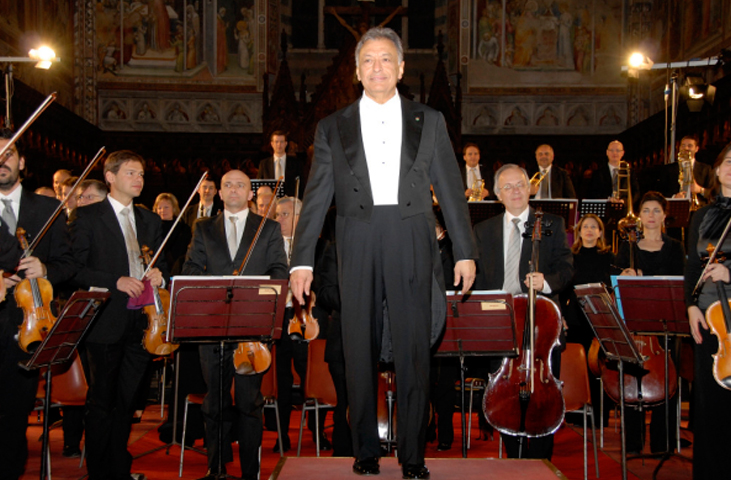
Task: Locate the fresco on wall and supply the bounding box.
[94,0,257,81]
[650,0,724,62]
[468,0,624,87]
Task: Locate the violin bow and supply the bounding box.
[23,146,106,257]
[235,176,283,276]
[0,93,57,163]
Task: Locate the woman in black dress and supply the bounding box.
[685,142,731,480]
[616,191,685,454]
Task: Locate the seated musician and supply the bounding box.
[182,169,288,480]
[69,150,167,480]
[0,131,76,480]
[615,191,685,454]
[473,163,573,459]
[685,141,731,480]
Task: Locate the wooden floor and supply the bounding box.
[21,405,692,480]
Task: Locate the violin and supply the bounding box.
[14,228,56,354]
[701,243,731,389]
[483,211,565,440]
[288,292,320,342]
[140,245,177,356]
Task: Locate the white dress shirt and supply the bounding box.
[360,92,402,205]
[503,207,551,294]
[223,208,249,250]
[0,184,23,221]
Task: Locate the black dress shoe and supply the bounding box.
[315,434,332,451]
[436,442,451,451]
[402,464,430,479]
[273,436,291,453]
[203,467,226,480]
[353,457,380,476]
[62,445,82,458]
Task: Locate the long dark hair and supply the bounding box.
[709,142,731,200]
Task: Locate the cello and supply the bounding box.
[483,211,565,446]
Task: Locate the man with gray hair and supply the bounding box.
[290,27,477,479]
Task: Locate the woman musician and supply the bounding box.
[615,191,685,454]
[685,142,731,480]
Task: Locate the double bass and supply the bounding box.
[483,211,565,444]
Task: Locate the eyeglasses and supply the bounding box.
[497,182,527,192]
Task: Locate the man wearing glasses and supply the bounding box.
[473,163,573,460]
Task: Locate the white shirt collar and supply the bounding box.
[0,184,23,203]
[360,91,401,114]
[505,207,530,230]
[107,195,133,214]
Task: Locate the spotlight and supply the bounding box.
[680,73,716,112]
[28,46,58,69]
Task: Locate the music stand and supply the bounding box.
[575,283,644,480]
[251,180,284,200]
[467,201,505,225]
[529,199,578,233]
[21,291,110,480]
[664,199,691,230]
[169,276,288,480]
[613,276,691,478]
[435,291,518,458]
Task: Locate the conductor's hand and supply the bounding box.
[688,305,708,344]
[454,260,476,294]
[117,276,145,298]
[290,269,313,305]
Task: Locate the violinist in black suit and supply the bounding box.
[473,164,573,460]
[0,132,76,480]
[182,169,288,480]
[528,144,576,199]
[257,131,305,198]
[182,177,222,228]
[70,150,167,480]
[290,28,477,479]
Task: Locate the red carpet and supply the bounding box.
[22,406,691,480]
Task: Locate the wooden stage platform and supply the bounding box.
[269,457,569,479]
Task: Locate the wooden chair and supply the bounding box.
[561,343,600,480]
[297,339,336,457]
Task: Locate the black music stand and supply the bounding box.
[21,291,110,480]
[251,180,284,199]
[529,199,579,233]
[435,291,518,458]
[467,201,505,225]
[575,283,644,480]
[614,276,692,478]
[169,276,288,480]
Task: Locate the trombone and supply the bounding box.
[612,161,631,201]
[678,150,701,211]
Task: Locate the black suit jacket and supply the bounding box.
[0,189,76,324]
[257,155,306,198]
[528,165,577,199]
[585,163,640,202]
[70,198,167,344]
[182,200,223,228]
[291,96,478,343]
[473,209,573,299]
[182,211,288,279]
[656,160,714,199]
[458,162,496,199]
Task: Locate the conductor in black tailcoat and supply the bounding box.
[289,27,477,480]
[182,169,288,480]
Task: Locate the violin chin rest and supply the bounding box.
[719,376,731,390]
